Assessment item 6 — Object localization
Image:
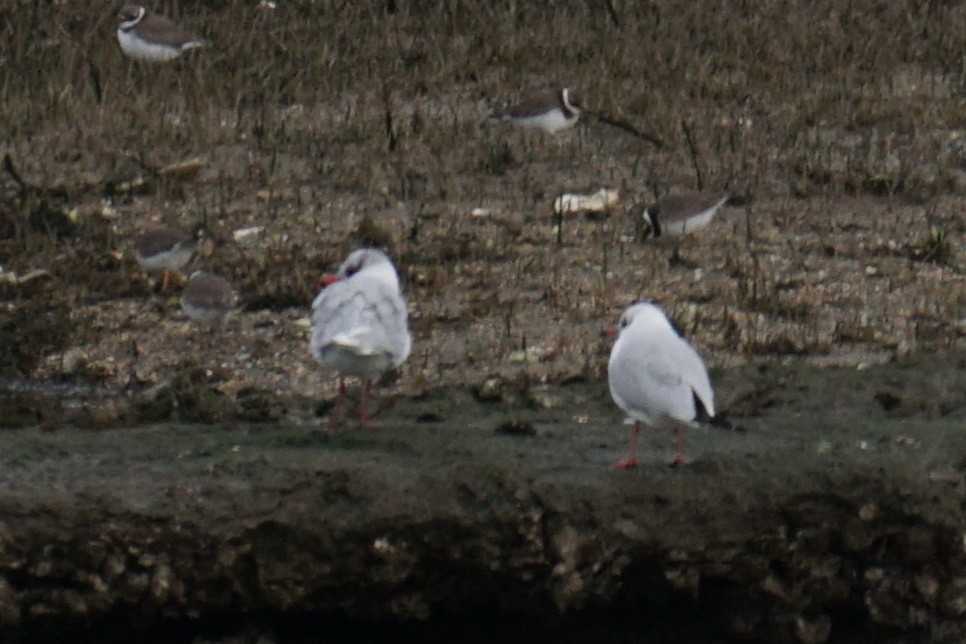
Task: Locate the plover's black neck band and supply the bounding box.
[645,209,662,237]
[119,6,146,31]
[559,88,578,118]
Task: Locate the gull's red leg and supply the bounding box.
[327,377,346,430]
[612,421,640,469]
[669,425,692,467]
[356,379,382,429]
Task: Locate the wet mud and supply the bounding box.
[0,351,962,642]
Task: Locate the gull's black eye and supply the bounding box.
[619,317,629,329]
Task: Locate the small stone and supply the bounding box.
[473,376,503,402]
[795,614,831,643]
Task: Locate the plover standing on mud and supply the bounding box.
[180,270,237,326]
[606,302,720,468]
[310,248,412,428]
[489,86,583,135]
[116,4,208,62]
[134,227,198,291]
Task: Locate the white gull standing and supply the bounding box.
[606,302,717,468]
[310,248,411,427]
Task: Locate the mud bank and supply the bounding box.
[0,352,962,642]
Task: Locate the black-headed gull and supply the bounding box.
[310,248,411,427]
[606,302,717,468]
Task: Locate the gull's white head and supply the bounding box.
[317,248,401,293]
[336,248,395,278]
[614,301,674,336]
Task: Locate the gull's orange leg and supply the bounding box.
[668,425,692,468]
[612,421,640,469]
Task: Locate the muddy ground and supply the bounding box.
[0,352,963,643]
[1,0,965,641]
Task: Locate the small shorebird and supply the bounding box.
[310,248,412,428]
[180,270,237,328]
[606,302,721,468]
[489,86,583,135]
[116,4,208,62]
[134,227,198,291]
[638,191,730,239]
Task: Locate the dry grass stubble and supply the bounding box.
[0,0,962,419]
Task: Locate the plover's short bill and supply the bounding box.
[605,302,721,468]
[310,248,412,428]
[639,191,730,238]
[180,270,237,327]
[116,4,208,62]
[490,86,582,135]
[134,226,198,291]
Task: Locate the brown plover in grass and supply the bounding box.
[606,302,724,469]
[116,3,208,62]
[489,86,583,135]
[181,270,237,326]
[134,226,198,291]
[639,192,730,238]
[310,248,412,429]
[634,191,730,265]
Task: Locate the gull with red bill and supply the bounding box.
[605,302,722,468]
[310,249,411,428]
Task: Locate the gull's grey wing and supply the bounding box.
[310,273,411,365]
[608,326,714,424]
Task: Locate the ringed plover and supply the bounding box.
[134,226,198,291]
[490,86,583,135]
[639,191,730,238]
[116,3,208,62]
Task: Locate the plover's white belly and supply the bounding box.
[117,29,186,62]
[516,110,576,135]
[664,207,719,236]
[136,245,194,271]
[182,301,230,325]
